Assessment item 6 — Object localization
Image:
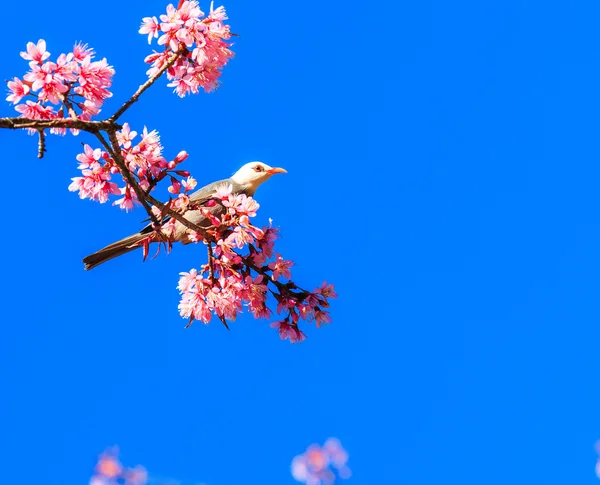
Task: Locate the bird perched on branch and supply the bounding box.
[83,161,287,270]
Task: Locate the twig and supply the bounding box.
[207,243,216,283]
[37,129,46,159]
[109,51,181,122]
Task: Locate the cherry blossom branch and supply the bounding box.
[109,51,181,122]
[2,5,336,342]
[96,130,213,240]
[0,117,118,131]
[104,129,161,225]
[207,244,216,282]
[58,89,79,119]
[98,129,221,243]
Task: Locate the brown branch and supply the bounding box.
[1,45,211,241]
[207,243,216,283]
[109,51,181,122]
[37,129,46,159]
[57,87,78,119]
[0,117,118,131]
[103,130,161,226]
[99,129,212,240]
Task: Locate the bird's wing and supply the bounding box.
[139,178,233,234]
[188,178,233,206]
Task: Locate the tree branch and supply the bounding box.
[103,130,162,226]
[37,129,46,159]
[109,51,181,122]
[0,117,118,131]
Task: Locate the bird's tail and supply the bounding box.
[83,232,148,270]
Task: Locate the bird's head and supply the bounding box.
[230,161,287,193]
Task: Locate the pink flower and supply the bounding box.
[225,226,255,248]
[233,194,260,217]
[168,177,182,194]
[291,439,350,484]
[213,183,232,200]
[20,39,50,63]
[178,269,199,293]
[173,150,189,164]
[72,43,95,62]
[209,5,228,21]
[76,144,103,169]
[181,176,197,192]
[139,16,160,43]
[316,281,338,298]
[68,162,120,203]
[24,61,69,104]
[314,310,332,328]
[15,100,55,119]
[116,123,137,149]
[269,253,294,281]
[113,187,137,212]
[142,1,234,94]
[271,321,306,343]
[172,194,190,212]
[6,78,30,104]
[75,56,115,107]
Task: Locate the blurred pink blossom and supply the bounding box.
[292,438,351,485]
[90,448,147,485]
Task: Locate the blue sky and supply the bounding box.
[2,0,600,484]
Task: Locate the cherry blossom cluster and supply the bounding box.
[6,40,114,134]
[140,1,234,95]
[177,184,336,342]
[90,448,147,485]
[68,124,193,209]
[291,439,351,485]
[2,2,336,342]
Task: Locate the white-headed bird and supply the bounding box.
[83,161,286,270]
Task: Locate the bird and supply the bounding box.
[83,161,287,270]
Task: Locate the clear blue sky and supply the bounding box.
[2,1,600,484]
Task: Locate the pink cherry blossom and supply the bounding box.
[142,1,234,95]
[72,42,95,62]
[8,40,114,130]
[75,56,115,106]
[213,183,233,200]
[15,100,55,119]
[116,123,137,149]
[271,321,306,343]
[6,78,30,104]
[20,39,50,63]
[291,439,350,485]
[139,16,160,43]
[3,9,335,343]
[269,253,294,281]
[113,187,137,212]
[181,176,197,192]
[76,144,103,169]
[90,448,147,485]
[68,162,120,203]
[316,281,338,298]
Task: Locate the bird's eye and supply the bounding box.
[253,165,263,172]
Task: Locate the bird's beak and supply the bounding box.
[267,167,287,174]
